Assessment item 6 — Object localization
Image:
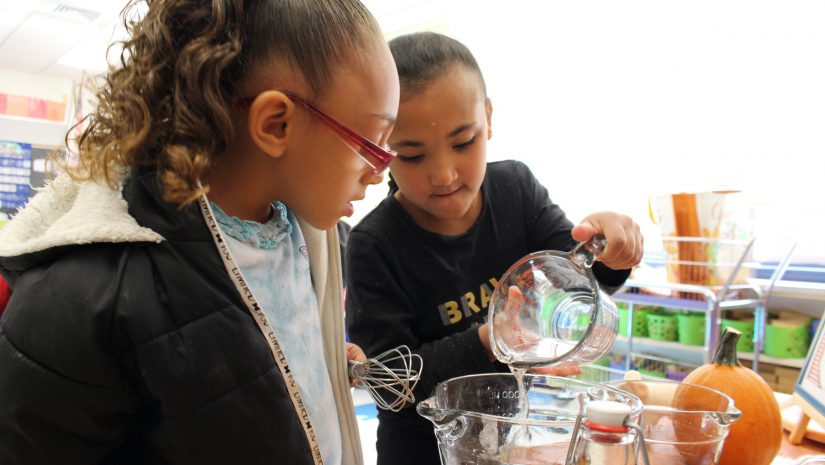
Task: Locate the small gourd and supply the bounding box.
[682,327,782,465]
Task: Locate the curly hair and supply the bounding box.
[66,0,381,206]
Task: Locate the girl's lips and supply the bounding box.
[344,202,354,217]
[432,186,462,197]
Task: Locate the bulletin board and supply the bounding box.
[0,141,32,213]
[0,141,58,214]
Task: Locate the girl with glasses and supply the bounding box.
[0,1,398,464]
[344,32,644,465]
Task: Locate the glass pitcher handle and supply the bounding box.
[570,235,606,268]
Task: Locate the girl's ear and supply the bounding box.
[485,97,493,140]
[247,91,295,159]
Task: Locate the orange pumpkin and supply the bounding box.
[682,327,782,465]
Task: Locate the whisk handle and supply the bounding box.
[348,360,369,380]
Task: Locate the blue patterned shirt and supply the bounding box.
[212,201,342,465]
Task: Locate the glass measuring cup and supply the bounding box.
[488,236,619,368]
[416,373,644,465]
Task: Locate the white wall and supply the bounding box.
[2,1,823,265]
[0,68,73,147]
[351,0,825,266]
[0,116,67,148]
[0,69,72,102]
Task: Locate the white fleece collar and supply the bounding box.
[0,173,164,258]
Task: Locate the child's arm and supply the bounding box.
[345,232,497,405]
[511,161,641,288]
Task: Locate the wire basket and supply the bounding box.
[579,354,698,384]
[661,236,754,299]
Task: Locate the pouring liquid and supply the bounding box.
[499,366,568,465]
[496,287,598,458]
[502,339,579,365]
[511,366,532,441]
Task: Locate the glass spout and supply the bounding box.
[709,407,742,426]
[417,398,461,426]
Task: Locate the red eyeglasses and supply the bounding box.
[238,91,397,175]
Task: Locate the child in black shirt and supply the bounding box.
[344,32,643,465]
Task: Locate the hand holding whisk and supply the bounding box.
[348,345,423,412]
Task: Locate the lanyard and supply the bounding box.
[198,196,323,465]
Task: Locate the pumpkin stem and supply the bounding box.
[713,327,742,366]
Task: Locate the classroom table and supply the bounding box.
[773,392,825,464]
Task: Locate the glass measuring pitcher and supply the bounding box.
[416,373,644,465]
[488,236,618,368]
[608,379,741,465]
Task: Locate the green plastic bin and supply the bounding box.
[677,313,705,346]
[618,306,650,337]
[765,321,810,358]
[721,318,755,353]
[638,368,667,378]
[591,356,611,367]
[647,312,678,341]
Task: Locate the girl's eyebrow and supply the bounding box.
[448,123,475,138]
[392,122,477,148]
[392,139,424,148]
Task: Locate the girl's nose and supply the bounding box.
[429,157,458,187]
[362,166,384,186]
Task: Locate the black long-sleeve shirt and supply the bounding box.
[345,160,629,465]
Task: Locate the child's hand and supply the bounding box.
[500,285,534,349]
[346,342,368,363]
[572,212,643,270]
[530,362,582,377]
[482,285,542,362]
[346,343,368,387]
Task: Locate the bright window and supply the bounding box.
[356,0,825,277]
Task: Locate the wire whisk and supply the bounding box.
[349,345,423,412]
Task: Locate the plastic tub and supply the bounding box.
[677,313,706,346]
[639,368,666,378]
[765,320,810,358]
[609,355,627,371]
[647,313,678,341]
[591,356,610,367]
[618,305,649,337]
[665,369,689,382]
[720,318,755,353]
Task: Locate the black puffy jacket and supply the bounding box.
[0,169,361,465]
